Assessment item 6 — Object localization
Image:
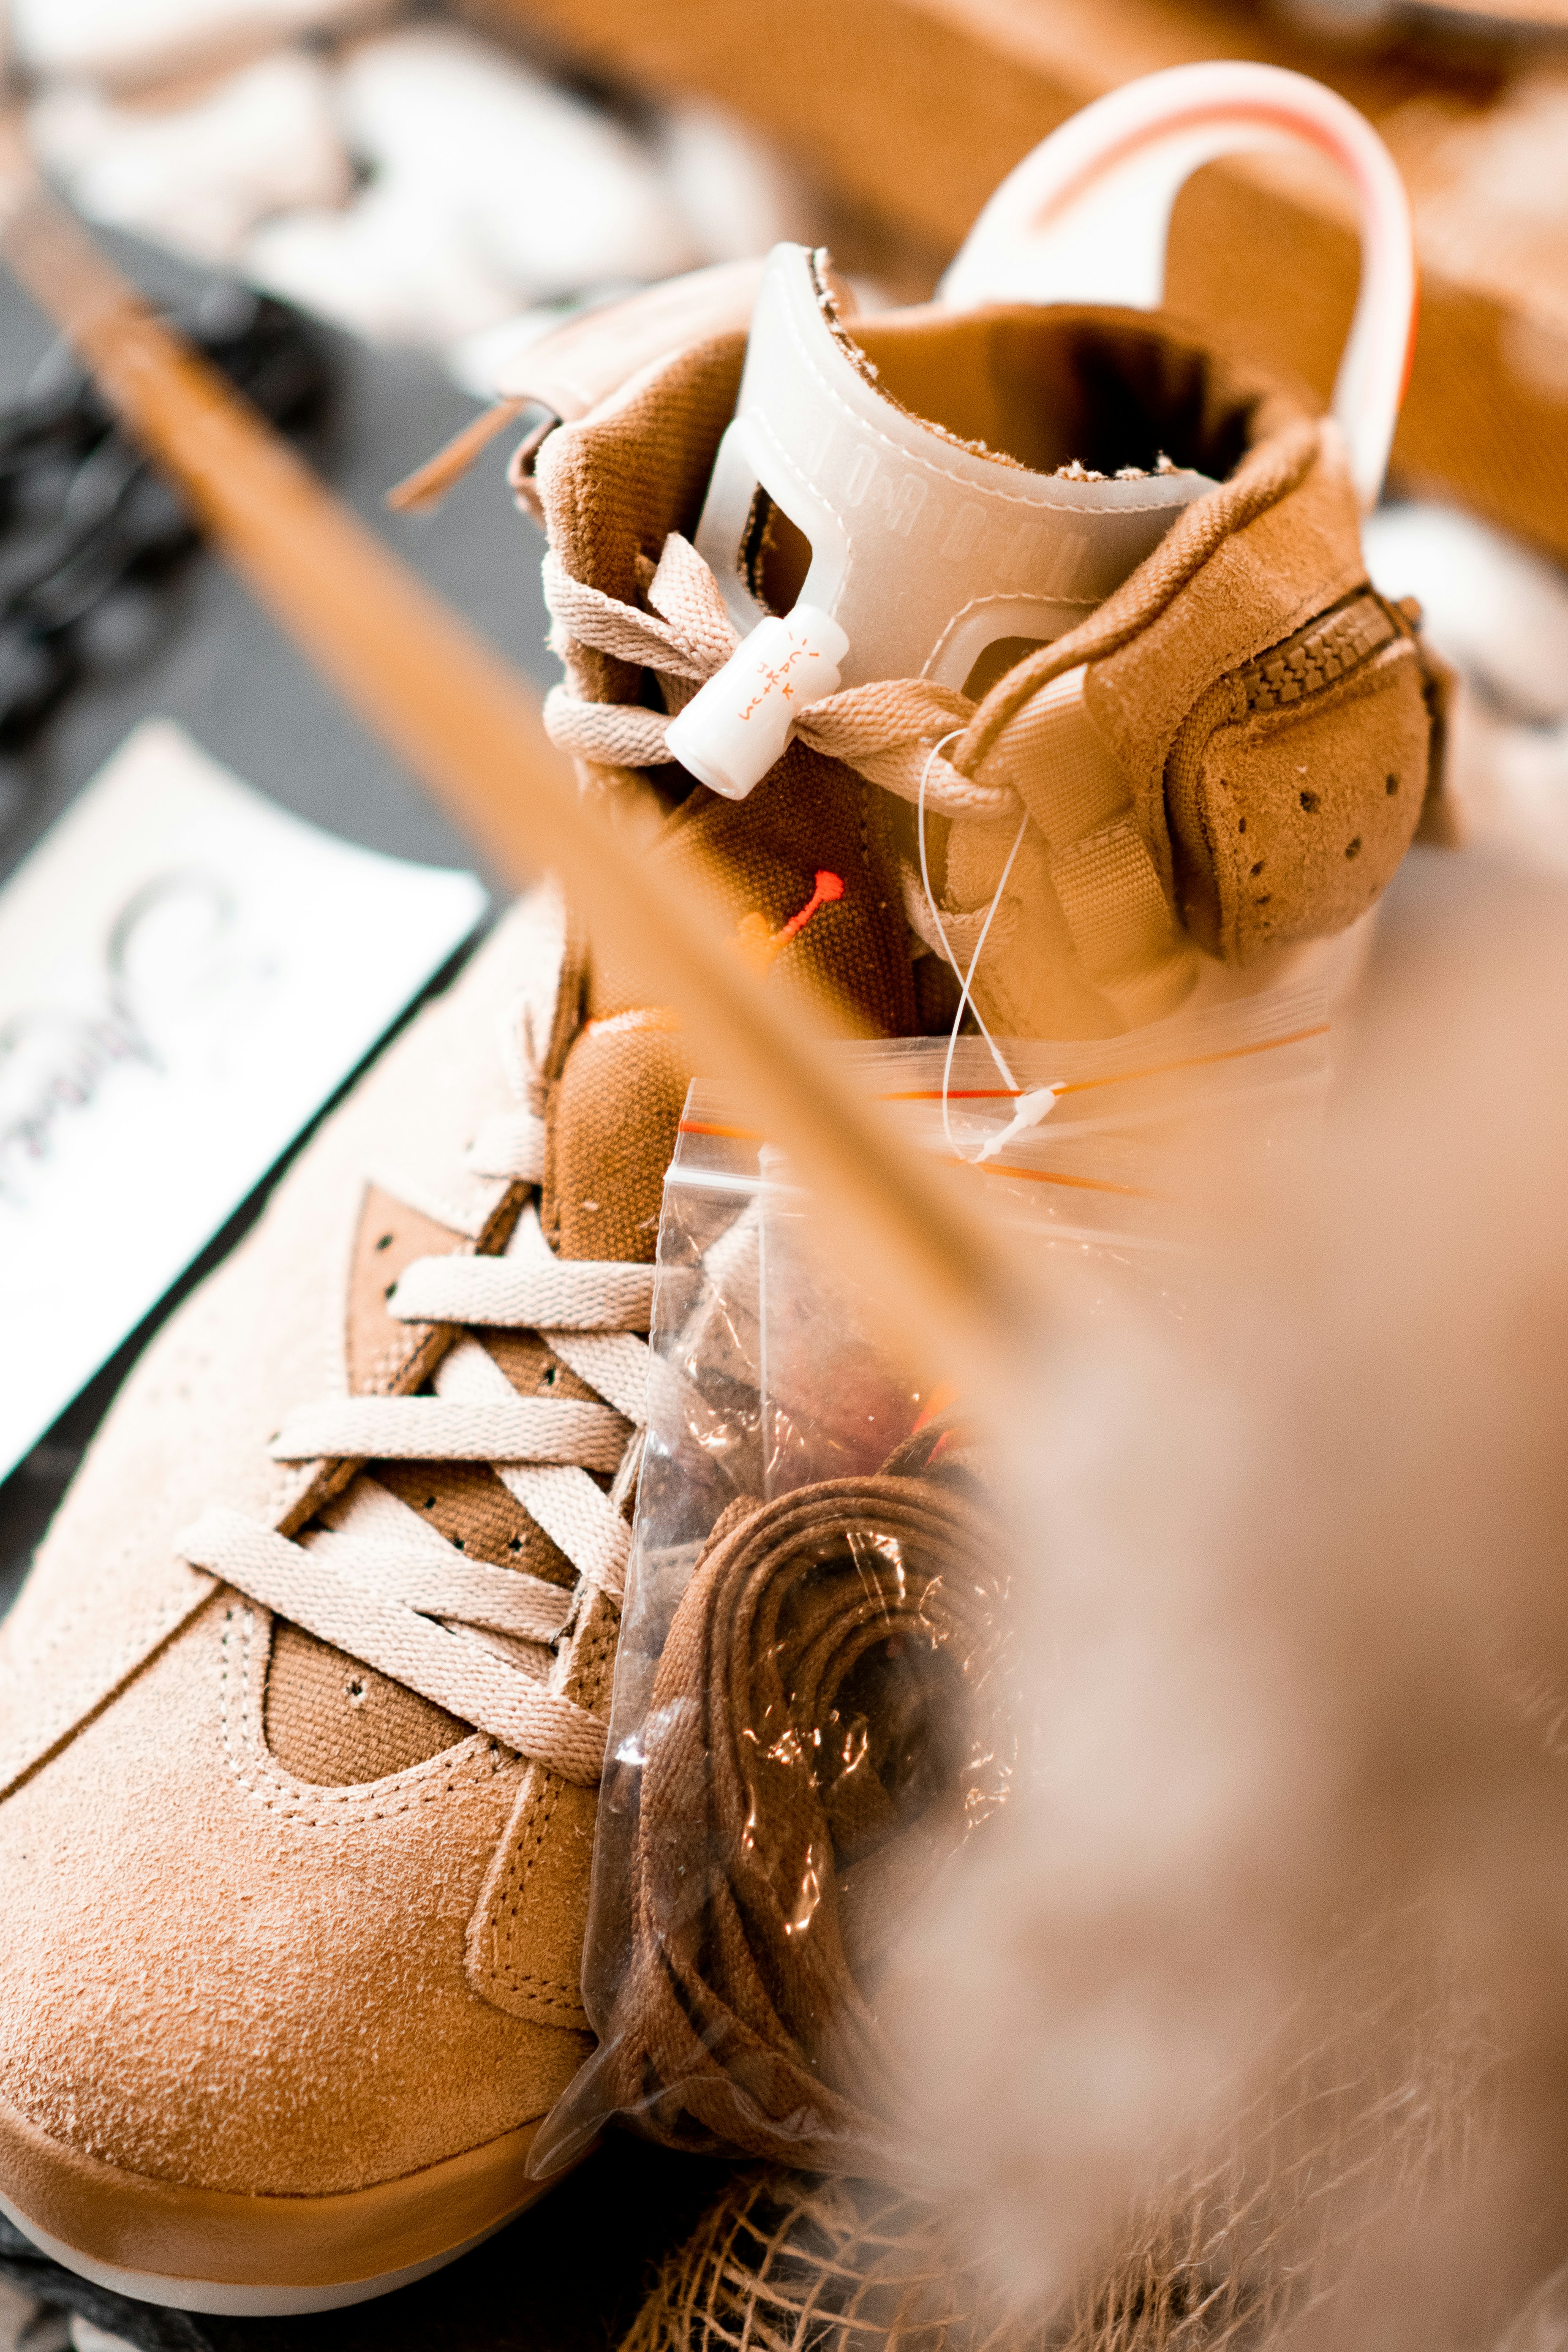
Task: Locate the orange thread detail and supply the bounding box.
[734,870,845,973]
[738,640,824,722]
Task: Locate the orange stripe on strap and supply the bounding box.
[969,1162,1165,1201]
[882,1023,1329,1106]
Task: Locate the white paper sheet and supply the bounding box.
[0,719,487,1481]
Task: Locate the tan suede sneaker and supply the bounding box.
[0,887,625,2314]
[0,117,1446,2326]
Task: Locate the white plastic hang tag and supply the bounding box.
[664,602,848,799]
[692,243,1212,695]
[939,60,1417,514]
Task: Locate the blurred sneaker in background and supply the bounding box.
[1367,500,1568,869]
[8,0,390,85]
[23,13,814,391]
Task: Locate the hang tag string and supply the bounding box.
[917,731,1051,1166]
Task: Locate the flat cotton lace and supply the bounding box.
[178,1064,647,1788]
[540,532,1021,825]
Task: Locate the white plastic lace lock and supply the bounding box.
[664,603,849,800]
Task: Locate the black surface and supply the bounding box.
[0,289,332,750]
[0,229,558,1613]
[0,2138,733,2351]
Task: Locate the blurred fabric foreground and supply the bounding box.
[857,850,1568,2350]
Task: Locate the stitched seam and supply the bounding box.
[483,1590,618,2005]
[0,1587,210,1798]
[492,1773,568,1992]
[218,1604,511,1826]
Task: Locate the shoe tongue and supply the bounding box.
[694,244,1214,692]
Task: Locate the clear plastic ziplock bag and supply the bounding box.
[531,984,1333,2175]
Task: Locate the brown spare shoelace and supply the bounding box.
[597,1448,1015,2170]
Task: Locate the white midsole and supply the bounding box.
[0,2183,514,2316]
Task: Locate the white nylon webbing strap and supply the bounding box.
[982,664,1198,1024]
[269,1395,629,1472]
[1050,822,1198,1026]
[178,1508,607,1782]
[391,1255,655,1331]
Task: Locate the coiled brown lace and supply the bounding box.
[599,1461,1014,2171]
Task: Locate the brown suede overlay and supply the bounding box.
[0,1589,589,2197]
[1162,631,1428,964]
[961,415,1325,774]
[953,410,1443,969]
[1080,439,1371,909]
[0,899,599,2236]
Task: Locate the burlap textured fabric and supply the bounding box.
[620,1916,1485,2352]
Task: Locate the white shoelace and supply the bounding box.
[540,533,1020,824]
[178,1094,651,1787]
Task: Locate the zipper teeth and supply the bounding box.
[1239,591,1397,713]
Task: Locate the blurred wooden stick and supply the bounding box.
[0,134,1037,1392]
